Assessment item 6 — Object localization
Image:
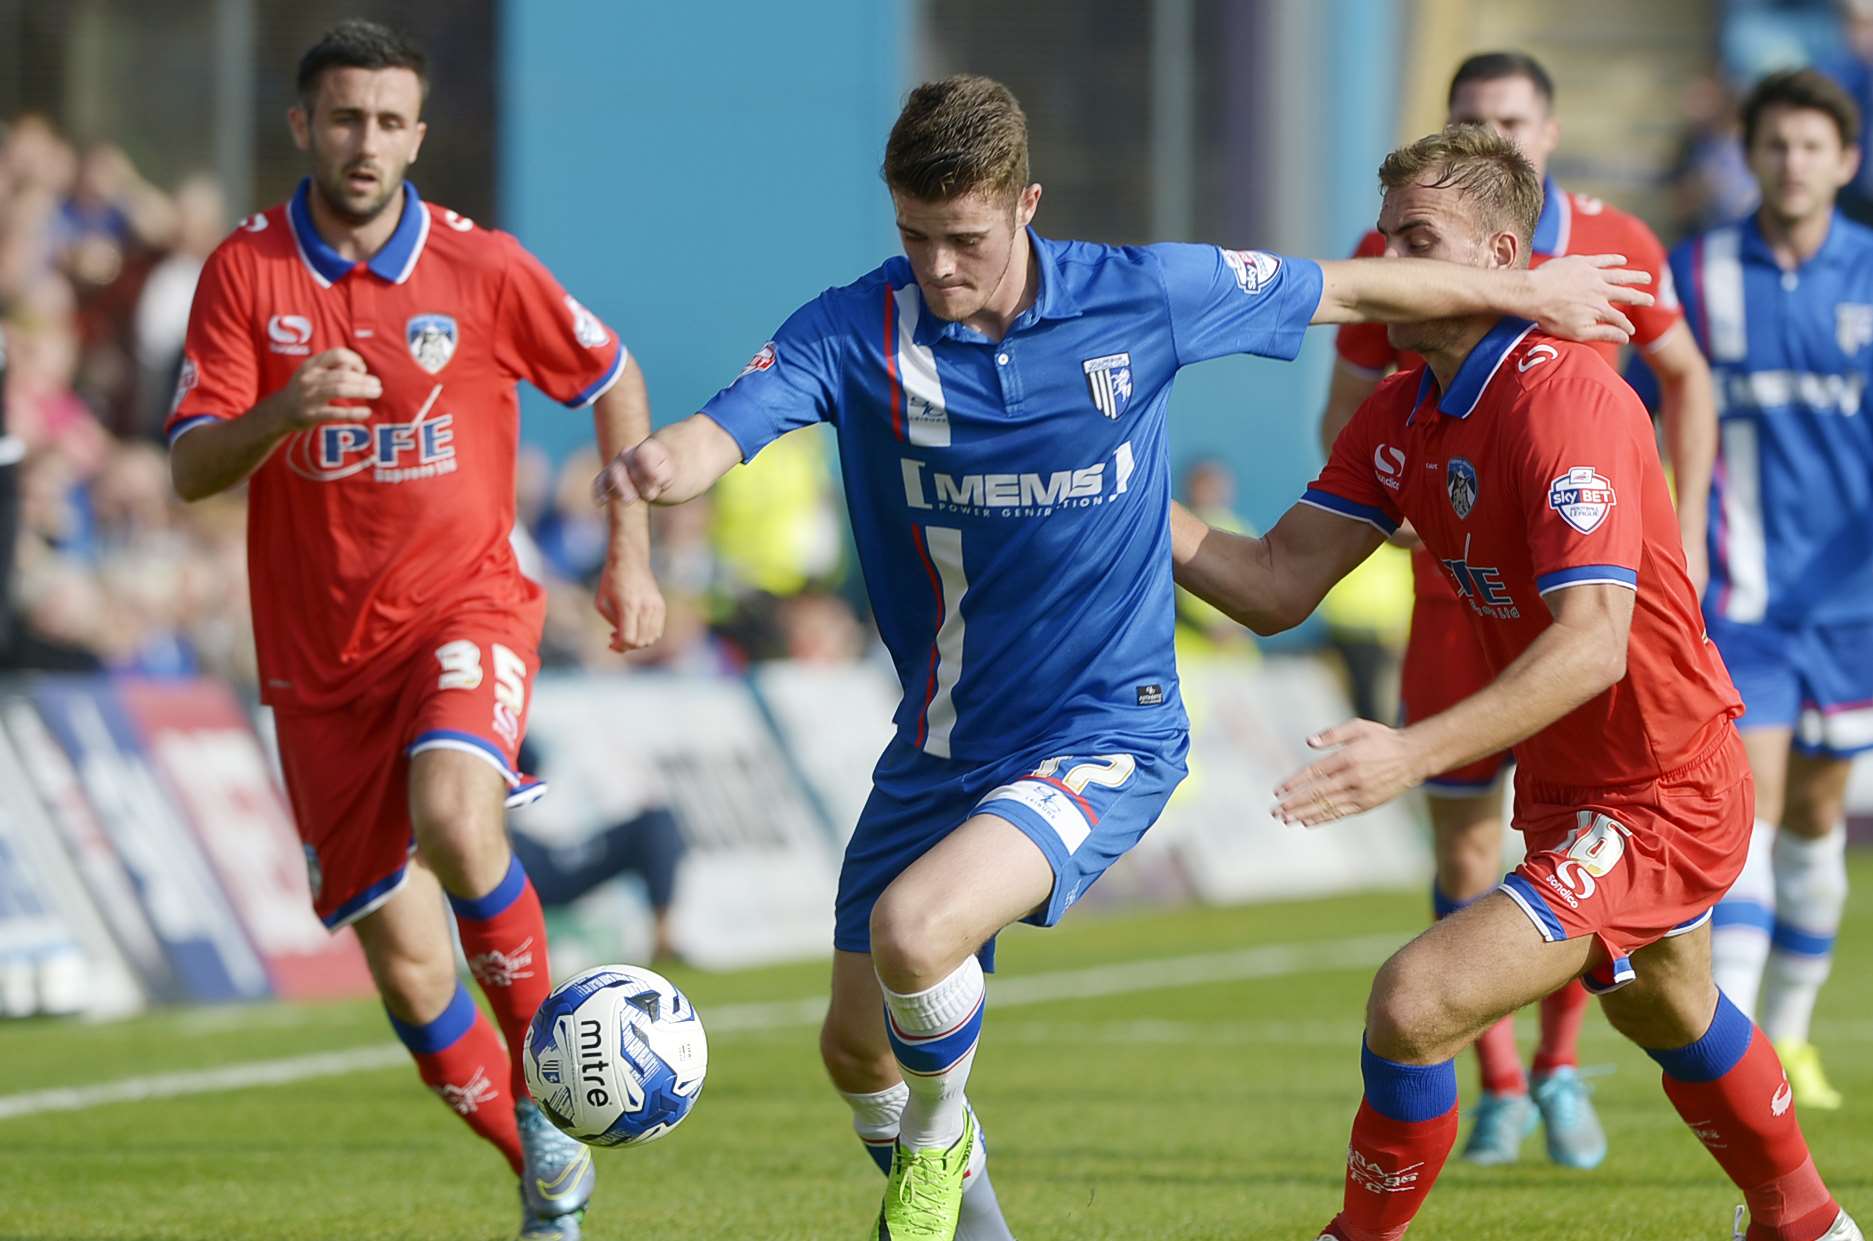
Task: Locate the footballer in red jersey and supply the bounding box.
[1174,126,1855,1241]
[1314,50,1720,1168]
[165,22,662,1240]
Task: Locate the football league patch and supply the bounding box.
[1548,465,1616,534]
[406,313,458,374]
[738,341,778,379]
[563,294,609,349]
[1221,248,1282,296]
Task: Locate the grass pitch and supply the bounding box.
[1,858,1869,1240]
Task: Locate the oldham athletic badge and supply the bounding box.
[1081,352,1133,419]
[406,313,458,374]
[1447,457,1478,519]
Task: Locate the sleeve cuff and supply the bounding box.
[1299,487,1399,537]
[165,414,222,447]
[563,341,629,409]
[1535,563,1638,595]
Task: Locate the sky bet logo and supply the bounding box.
[900,441,1136,517]
[284,384,457,484]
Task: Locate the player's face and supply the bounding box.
[1747,104,1859,227]
[1377,180,1519,356]
[893,184,1042,323]
[288,67,427,225]
[1447,76,1559,179]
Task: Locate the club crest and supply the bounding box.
[1082,352,1133,419]
[406,313,458,374]
[1447,457,1478,519]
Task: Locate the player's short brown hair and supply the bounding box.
[1379,125,1544,254]
[883,75,1030,204]
[1742,68,1860,151]
[297,19,429,111]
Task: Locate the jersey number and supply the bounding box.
[1032,754,1137,794]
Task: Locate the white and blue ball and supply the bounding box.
[522,964,708,1147]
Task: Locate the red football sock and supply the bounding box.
[1651,995,1838,1241]
[1474,1015,1527,1095]
[1532,979,1588,1075]
[451,856,554,1102]
[1327,1046,1461,1241]
[389,983,523,1174]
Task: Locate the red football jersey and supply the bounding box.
[1333,180,1685,603]
[166,180,627,711]
[1305,318,1739,789]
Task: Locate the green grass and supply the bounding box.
[1,860,1870,1240]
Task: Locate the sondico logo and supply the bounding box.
[268,314,313,355]
[1544,811,1630,907]
[901,441,1137,517]
[1373,444,1405,490]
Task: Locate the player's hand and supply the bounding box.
[596,556,666,653]
[1273,718,1424,827]
[1524,254,1654,346]
[593,438,676,506]
[274,349,381,429]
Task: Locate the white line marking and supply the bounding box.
[0,933,1404,1122]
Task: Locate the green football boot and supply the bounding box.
[872,1109,977,1240]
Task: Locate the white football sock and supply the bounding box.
[1758,825,1848,1045]
[881,955,985,1151]
[839,1081,908,1172]
[1710,818,1775,1018]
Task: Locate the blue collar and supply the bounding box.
[287,177,431,287]
[1741,208,1852,270]
[1531,176,1569,257]
[917,226,1083,346]
[1413,316,1538,419]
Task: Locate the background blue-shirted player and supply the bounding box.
[1676,68,1873,1114]
[595,75,1653,1241]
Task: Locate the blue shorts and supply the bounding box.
[834,732,1189,967]
[1706,615,1873,757]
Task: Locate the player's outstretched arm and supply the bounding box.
[1172,500,1381,634]
[590,358,666,652]
[592,413,743,509]
[169,349,380,501]
[1275,582,1634,827]
[1312,254,1653,345]
[1645,323,1717,597]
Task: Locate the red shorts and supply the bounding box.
[1400,590,1508,793]
[1498,724,1753,994]
[274,618,543,929]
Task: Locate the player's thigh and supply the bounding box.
[351,861,458,1024]
[1739,725,1794,829]
[1428,789,1507,901]
[1367,891,1593,1062]
[1598,922,1718,1050]
[820,949,897,1089]
[871,812,1054,986]
[407,746,511,893]
[1781,748,1854,839]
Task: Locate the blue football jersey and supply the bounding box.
[704,229,1322,763]
[1673,212,1873,625]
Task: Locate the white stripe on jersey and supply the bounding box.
[893,285,951,447]
[1553,190,1572,256]
[1702,227,1748,363]
[1718,419,1769,623]
[923,526,968,759]
[1799,702,1873,752]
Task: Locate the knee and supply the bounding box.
[1778,789,1846,841]
[1602,979,1717,1050]
[410,781,500,871]
[868,891,952,990]
[1364,954,1447,1062]
[1434,821,1503,902]
[365,941,456,1023]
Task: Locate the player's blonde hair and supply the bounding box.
[1378,125,1543,256]
[883,75,1031,205]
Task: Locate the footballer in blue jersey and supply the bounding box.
[596,78,1652,1239]
[1674,68,1871,1114]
